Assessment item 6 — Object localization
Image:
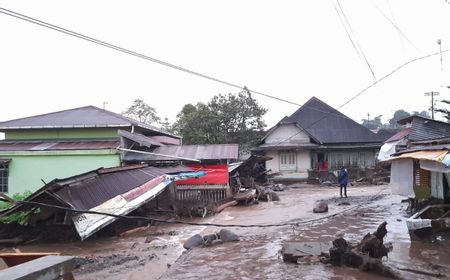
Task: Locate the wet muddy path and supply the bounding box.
[161,186,450,280]
[3,185,450,279]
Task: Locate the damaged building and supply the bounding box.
[0,164,205,241]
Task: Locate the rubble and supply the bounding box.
[313,202,328,213]
[256,186,280,202]
[183,229,240,249]
[324,221,400,279]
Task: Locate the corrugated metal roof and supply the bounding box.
[123,144,239,161]
[287,97,380,144]
[406,116,450,142]
[55,165,191,210]
[385,128,411,143]
[390,150,448,162]
[0,106,180,138]
[118,130,163,147]
[0,140,119,151]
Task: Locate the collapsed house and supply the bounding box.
[0,164,204,241]
[119,131,240,204]
[254,97,382,182]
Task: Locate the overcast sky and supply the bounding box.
[1,1,450,132]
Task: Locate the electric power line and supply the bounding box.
[0,7,302,107]
[335,0,376,79]
[0,7,359,123]
[0,7,447,146]
[375,5,421,53]
[272,48,449,146]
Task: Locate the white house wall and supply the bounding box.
[265,124,310,144]
[390,159,414,197]
[297,150,310,171]
[265,150,310,173]
[265,150,280,172]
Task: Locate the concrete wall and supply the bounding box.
[265,124,310,144]
[4,151,120,194]
[390,159,414,197]
[265,150,280,172]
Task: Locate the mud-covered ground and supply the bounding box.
[1,184,450,279]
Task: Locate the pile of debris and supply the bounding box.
[282,222,399,278]
[325,222,397,278]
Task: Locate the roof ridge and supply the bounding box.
[0,105,98,124]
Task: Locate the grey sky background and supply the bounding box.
[1,1,450,133]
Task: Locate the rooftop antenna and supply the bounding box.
[103,101,108,110]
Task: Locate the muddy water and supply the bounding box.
[3,185,450,279]
[162,188,450,280]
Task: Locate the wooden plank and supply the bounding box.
[0,255,74,280]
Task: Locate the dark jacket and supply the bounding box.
[337,169,348,186]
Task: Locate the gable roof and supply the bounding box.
[288,97,379,144]
[0,106,180,138]
[397,115,450,143]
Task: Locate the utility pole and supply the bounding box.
[103,101,108,110]
[424,91,439,119]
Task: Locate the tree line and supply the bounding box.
[123,93,450,146]
[122,88,267,148]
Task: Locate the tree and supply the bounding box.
[173,88,268,145]
[435,100,450,122]
[411,110,430,118]
[122,99,160,125]
[388,110,411,128]
[361,115,383,130]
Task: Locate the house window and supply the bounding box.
[280,151,296,171]
[0,160,10,193]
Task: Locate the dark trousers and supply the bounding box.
[340,184,347,197]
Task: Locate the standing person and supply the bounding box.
[337,167,348,198]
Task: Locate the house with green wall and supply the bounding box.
[0,106,181,195]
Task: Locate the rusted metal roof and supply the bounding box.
[0,106,180,138]
[55,165,192,210]
[0,140,119,151]
[0,165,192,217]
[385,128,411,143]
[123,144,239,161]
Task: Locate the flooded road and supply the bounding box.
[2,184,450,279]
[161,185,450,280]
